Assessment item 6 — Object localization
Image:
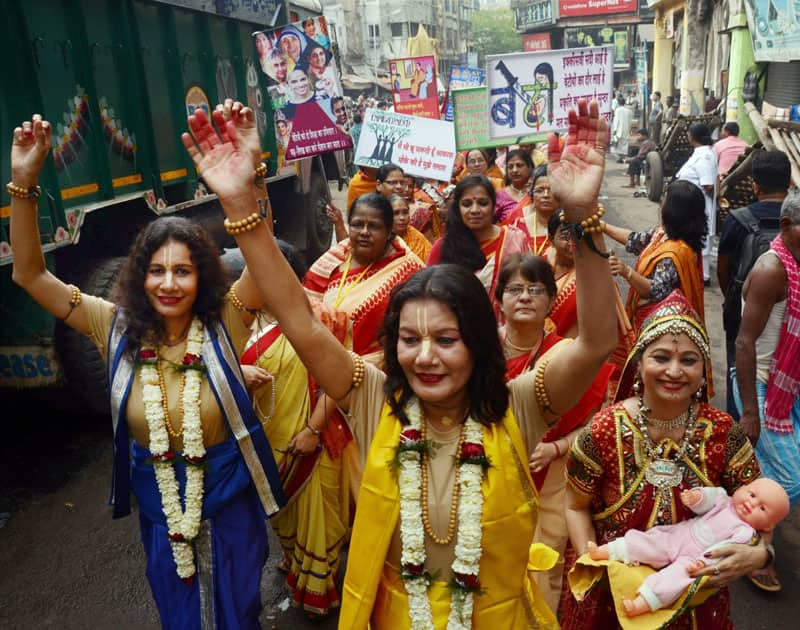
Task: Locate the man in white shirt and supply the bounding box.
[676,122,718,284]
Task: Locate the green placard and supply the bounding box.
[452,86,544,151]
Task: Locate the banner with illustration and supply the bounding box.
[744,0,800,62]
[354,109,456,181]
[253,16,352,164]
[564,25,631,69]
[389,55,440,119]
[444,65,485,121]
[486,47,614,140]
[452,87,544,151]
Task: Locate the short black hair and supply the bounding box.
[493,253,557,303]
[348,192,395,232]
[637,128,649,137]
[653,91,661,98]
[660,180,708,253]
[752,149,791,194]
[546,210,563,238]
[377,163,403,182]
[688,122,713,146]
[723,122,739,136]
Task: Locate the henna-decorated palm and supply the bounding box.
[547,99,608,220]
[215,99,262,167]
[11,115,52,187]
[181,108,255,204]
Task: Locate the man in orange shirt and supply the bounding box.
[345,166,378,209]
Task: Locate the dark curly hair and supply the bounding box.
[112,216,227,353]
[438,175,495,270]
[380,264,508,426]
[660,180,708,253]
[493,253,557,304]
[503,149,534,186]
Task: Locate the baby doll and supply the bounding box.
[587,477,790,617]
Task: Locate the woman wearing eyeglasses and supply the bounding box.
[495,252,613,613]
[503,165,558,257]
[457,148,503,190]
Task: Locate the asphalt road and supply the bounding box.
[0,166,798,628]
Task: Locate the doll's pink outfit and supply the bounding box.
[606,487,756,611]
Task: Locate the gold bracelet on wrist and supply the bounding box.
[224,212,262,235]
[227,280,248,312]
[6,182,42,199]
[348,351,365,390]
[61,284,82,321]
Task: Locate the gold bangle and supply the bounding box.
[61,284,82,321]
[533,357,554,414]
[254,163,268,180]
[6,182,42,199]
[227,280,248,312]
[223,212,262,235]
[348,351,365,390]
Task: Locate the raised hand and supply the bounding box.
[547,99,608,219]
[214,99,262,168]
[182,108,254,205]
[11,115,52,187]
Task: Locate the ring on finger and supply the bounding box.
[713,566,720,576]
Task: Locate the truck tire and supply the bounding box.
[305,171,333,263]
[56,257,126,417]
[646,152,664,203]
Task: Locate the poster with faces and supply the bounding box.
[254,16,352,162]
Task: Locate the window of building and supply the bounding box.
[368,24,380,39]
[390,22,405,37]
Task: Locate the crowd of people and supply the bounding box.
[8,92,798,630]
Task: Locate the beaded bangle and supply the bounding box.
[254,163,268,180]
[559,204,610,259]
[533,356,555,415]
[224,212,262,235]
[6,182,42,199]
[61,284,82,321]
[348,351,365,390]
[227,280,258,314]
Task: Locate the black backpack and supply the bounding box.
[722,206,780,334]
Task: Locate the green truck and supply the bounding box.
[0,0,335,411]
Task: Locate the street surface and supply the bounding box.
[1,164,798,628]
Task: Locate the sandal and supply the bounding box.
[748,567,782,592]
[276,557,292,573]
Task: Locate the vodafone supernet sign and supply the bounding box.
[559,0,637,17]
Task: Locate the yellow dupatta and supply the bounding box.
[339,402,559,629]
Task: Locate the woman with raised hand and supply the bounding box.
[183,98,616,628]
[9,109,283,629]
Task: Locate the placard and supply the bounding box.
[487,47,614,139]
[389,55,440,119]
[444,65,485,122]
[452,87,544,151]
[254,17,352,163]
[354,109,456,180]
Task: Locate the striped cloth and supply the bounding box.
[764,235,800,433]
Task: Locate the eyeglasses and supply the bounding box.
[503,284,548,298]
[532,186,551,195]
[349,220,386,233]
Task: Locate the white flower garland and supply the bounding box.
[397,398,486,629]
[139,318,206,582]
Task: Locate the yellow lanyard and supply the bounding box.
[333,253,374,308]
[529,209,549,256]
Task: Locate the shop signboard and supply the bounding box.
[564,26,631,69]
[514,0,556,30]
[354,109,457,180]
[523,33,552,52]
[487,47,614,139]
[743,0,800,62]
[559,0,637,18]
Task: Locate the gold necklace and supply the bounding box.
[420,416,466,546]
[504,330,542,354]
[156,355,185,438]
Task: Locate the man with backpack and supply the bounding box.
[718,149,791,420]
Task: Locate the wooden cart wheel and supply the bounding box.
[646,151,664,203]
